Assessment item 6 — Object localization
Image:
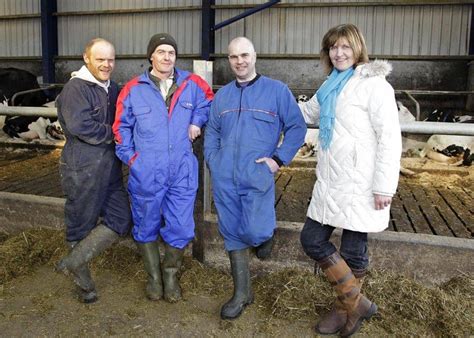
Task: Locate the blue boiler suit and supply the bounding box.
[204,75,306,251]
[113,69,213,248]
[57,77,132,242]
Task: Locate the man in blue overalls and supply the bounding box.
[114,33,213,302]
[204,37,306,319]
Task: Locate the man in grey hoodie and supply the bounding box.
[56,38,131,303]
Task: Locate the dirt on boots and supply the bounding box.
[220,248,254,320]
[56,224,118,303]
[56,241,97,303]
[137,241,163,300]
[162,243,184,303]
[317,252,376,336]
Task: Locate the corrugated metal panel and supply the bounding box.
[57,0,201,12]
[0,1,471,57]
[214,5,471,56]
[217,0,408,4]
[0,19,41,56]
[58,10,202,56]
[0,0,38,15]
[0,0,40,56]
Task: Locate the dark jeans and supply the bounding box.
[300,217,369,271]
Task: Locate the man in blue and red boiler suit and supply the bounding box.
[113,33,213,302]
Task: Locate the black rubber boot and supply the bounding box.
[136,241,163,300]
[57,241,97,303]
[56,224,118,302]
[162,243,184,303]
[220,249,254,320]
[256,235,274,260]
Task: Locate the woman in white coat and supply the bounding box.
[299,24,401,337]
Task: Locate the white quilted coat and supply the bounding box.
[299,60,402,233]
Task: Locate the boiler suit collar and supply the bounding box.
[234,74,261,88]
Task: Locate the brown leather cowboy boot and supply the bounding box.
[316,253,376,336]
[315,263,367,335]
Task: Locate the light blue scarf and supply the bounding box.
[316,67,355,150]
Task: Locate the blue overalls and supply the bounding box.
[204,75,306,251]
[114,69,213,248]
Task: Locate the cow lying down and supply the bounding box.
[422,135,473,166]
[0,67,63,142]
[16,117,64,141]
[296,127,319,158]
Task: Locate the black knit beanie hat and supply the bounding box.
[147,33,178,63]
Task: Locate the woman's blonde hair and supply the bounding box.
[320,24,369,74]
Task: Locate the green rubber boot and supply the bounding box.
[162,243,184,303]
[136,241,163,300]
[57,241,97,303]
[56,224,118,303]
[220,249,254,320]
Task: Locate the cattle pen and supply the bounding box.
[0,125,472,283]
[0,135,473,336]
[0,64,473,336]
[1,0,473,335]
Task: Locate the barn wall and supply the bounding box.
[0,1,471,57]
[214,2,471,56]
[0,0,472,111]
[0,0,41,57]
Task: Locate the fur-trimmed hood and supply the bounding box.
[357,60,392,78]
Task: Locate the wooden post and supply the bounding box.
[192,60,213,263]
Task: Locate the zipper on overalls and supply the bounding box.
[233,86,244,185]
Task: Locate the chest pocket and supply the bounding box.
[90,106,104,123]
[178,100,194,119]
[249,110,277,144]
[133,106,154,138]
[179,101,194,110]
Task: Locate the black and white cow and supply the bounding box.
[0,68,48,106]
[0,68,49,137]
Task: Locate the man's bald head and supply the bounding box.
[228,37,256,55]
[227,37,257,82]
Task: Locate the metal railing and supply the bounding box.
[0,103,471,220]
[10,84,62,106]
[0,105,57,118]
[395,90,474,121]
[202,121,474,218]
